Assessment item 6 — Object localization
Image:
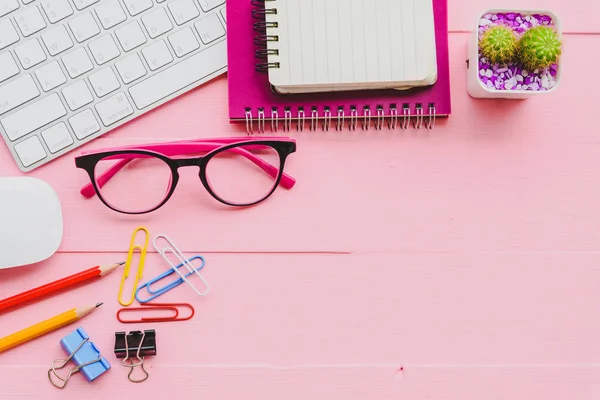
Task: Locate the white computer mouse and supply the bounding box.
[0,177,63,269]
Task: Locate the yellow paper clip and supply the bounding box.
[118,227,149,306]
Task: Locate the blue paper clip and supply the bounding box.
[48,327,110,389]
[135,255,205,303]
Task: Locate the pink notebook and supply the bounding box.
[226,0,451,133]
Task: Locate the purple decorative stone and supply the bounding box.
[506,12,516,20]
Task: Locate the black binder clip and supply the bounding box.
[114,330,156,383]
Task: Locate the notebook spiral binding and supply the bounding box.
[252,0,279,73]
[244,104,436,134]
[249,0,437,134]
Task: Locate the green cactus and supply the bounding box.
[479,25,518,65]
[517,26,562,71]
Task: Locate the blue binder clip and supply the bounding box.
[48,327,111,389]
[135,255,205,303]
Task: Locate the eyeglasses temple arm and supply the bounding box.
[80,158,132,198]
[150,144,295,188]
[80,143,295,198]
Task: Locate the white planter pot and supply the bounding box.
[467,9,562,99]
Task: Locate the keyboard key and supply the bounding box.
[88,66,120,97]
[95,92,133,126]
[0,0,19,17]
[14,39,47,69]
[69,108,100,139]
[89,34,120,65]
[68,11,100,43]
[220,8,226,23]
[122,0,152,16]
[115,21,147,52]
[168,27,199,58]
[62,47,94,78]
[41,25,74,56]
[197,0,224,12]
[0,19,19,50]
[142,8,172,39]
[0,52,19,83]
[14,135,47,167]
[0,74,39,116]
[35,60,67,91]
[142,40,173,71]
[129,40,226,109]
[62,80,93,111]
[115,53,146,84]
[41,122,73,153]
[95,0,126,30]
[195,14,225,45]
[14,5,46,36]
[168,0,198,25]
[41,0,73,23]
[1,93,67,141]
[72,0,99,11]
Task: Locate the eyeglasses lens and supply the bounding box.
[94,154,173,213]
[205,144,281,205]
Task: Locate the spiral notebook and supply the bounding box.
[226,0,451,133]
[264,0,438,94]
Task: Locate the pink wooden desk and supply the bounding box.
[1,1,600,398]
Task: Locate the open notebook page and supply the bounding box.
[265,0,437,94]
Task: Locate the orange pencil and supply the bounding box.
[0,263,123,313]
[0,303,102,353]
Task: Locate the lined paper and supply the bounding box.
[266,0,437,93]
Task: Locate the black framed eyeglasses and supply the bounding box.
[74,137,297,214]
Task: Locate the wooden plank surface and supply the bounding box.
[2,366,600,399]
[447,0,598,33]
[1,7,599,399]
[2,253,600,365]
[0,34,598,254]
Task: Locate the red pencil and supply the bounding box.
[0,262,124,313]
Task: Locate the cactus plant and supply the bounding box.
[517,26,562,71]
[479,25,518,65]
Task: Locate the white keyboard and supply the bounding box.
[0,0,227,172]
